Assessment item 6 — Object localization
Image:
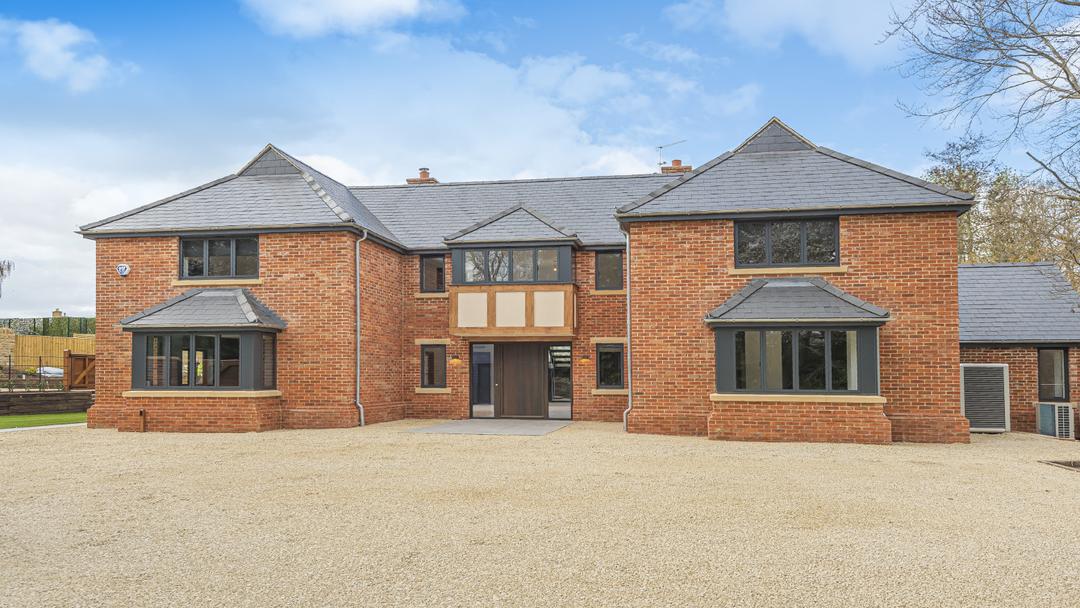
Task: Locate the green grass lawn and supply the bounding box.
[0,412,87,430]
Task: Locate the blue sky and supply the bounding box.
[0,0,1029,317]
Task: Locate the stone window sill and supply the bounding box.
[414,338,451,345]
[726,266,848,276]
[592,289,626,295]
[415,292,450,299]
[122,390,281,398]
[172,278,263,287]
[590,337,627,344]
[592,388,629,396]
[710,392,885,404]
[415,387,452,394]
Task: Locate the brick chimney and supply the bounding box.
[406,167,439,185]
[661,159,693,174]
[52,308,63,318]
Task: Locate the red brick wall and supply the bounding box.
[358,238,406,424]
[708,400,892,444]
[88,231,368,432]
[961,345,1080,435]
[399,250,629,421]
[626,213,971,443]
[116,396,283,432]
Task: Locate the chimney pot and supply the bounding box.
[407,167,439,185]
[661,159,693,174]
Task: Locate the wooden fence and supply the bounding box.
[13,335,95,362]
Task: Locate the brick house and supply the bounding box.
[78,118,1080,443]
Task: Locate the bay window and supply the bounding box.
[133,332,276,390]
[720,326,876,395]
[451,246,571,284]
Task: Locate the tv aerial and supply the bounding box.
[656,139,687,170]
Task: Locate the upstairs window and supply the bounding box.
[735,219,838,267]
[1038,348,1069,402]
[454,246,569,284]
[420,255,445,292]
[181,237,259,278]
[595,250,624,291]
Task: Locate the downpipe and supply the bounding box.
[622,227,633,432]
[355,229,369,426]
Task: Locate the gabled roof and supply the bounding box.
[79,145,400,246]
[705,277,891,324]
[120,288,287,330]
[444,205,578,245]
[959,263,1080,344]
[618,117,974,219]
[350,173,673,250]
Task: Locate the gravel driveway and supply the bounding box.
[3,420,1080,607]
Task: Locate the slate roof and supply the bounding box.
[959,263,1080,343]
[351,174,672,249]
[120,288,287,330]
[617,118,974,218]
[79,117,975,251]
[705,277,891,324]
[80,146,400,245]
[444,205,578,244]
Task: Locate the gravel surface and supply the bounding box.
[3,420,1080,607]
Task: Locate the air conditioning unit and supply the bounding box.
[1037,403,1075,440]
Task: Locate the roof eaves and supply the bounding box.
[79,175,239,233]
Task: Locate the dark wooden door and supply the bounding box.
[495,343,546,418]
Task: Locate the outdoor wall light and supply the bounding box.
[448,355,463,366]
[578,354,591,364]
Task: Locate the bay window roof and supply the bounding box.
[120,288,287,331]
[706,277,890,325]
[443,205,580,246]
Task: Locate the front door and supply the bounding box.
[495,343,546,418]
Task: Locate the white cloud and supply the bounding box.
[619,33,702,64]
[518,54,635,106]
[663,0,899,70]
[0,17,123,92]
[702,82,761,115]
[241,0,465,37]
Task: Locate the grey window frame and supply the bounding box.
[596,343,625,389]
[1037,347,1070,402]
[451,245,572,285]
[714,325,878,395]
[734,219,840,268]
[179,236,259,279]
[419,254,446,293]
[131,331,276,390]
[594,250,624,291]
[420,344,447,388]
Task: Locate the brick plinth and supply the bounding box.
[707,400,892,444]
[114,397,283,433]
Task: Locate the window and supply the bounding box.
[135,332,275,390]
[596,343,625,389]
[420,255,445,292]
[735,219,838,267]
[595,250,623,291]
[725,327,868,394]
[180,237,259,278]
[454,246,569,284]
[1038,348,1069,402]
[547,345,572,401]
[421,344,447,388]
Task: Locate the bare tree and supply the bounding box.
[0,259,11,298]
[924,137,1080,287]
[889,0,1080,204]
